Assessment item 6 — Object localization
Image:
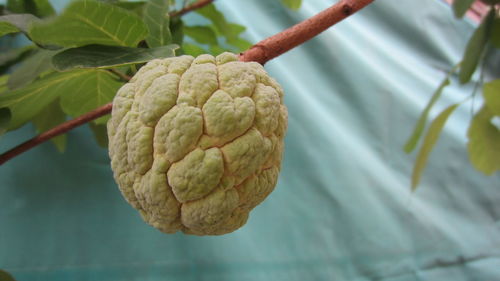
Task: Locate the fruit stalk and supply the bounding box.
[0,0,374,165]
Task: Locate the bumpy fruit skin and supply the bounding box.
[107,52,288,235]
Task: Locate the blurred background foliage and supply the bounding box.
[404,0,499,189]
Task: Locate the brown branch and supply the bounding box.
[239,0,375,64]
[170,0,214,18]
[0,0,374,166]
[0,104,113,165]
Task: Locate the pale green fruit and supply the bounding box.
[107,52,288,236]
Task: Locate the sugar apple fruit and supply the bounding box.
[107,52,287,236]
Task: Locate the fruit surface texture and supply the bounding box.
[107,52,288,235]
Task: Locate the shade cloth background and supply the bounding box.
[1,0,499,280]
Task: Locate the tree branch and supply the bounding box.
[170,0,214,18]
[239,0,375,64]
[0,0,375,165]
[0,104,112,165]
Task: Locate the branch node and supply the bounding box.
[342,4,353,16]
[239,44,270,65]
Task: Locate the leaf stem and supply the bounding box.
[108,68,132,82]
[0,0,375,165]
[469,44,489,118]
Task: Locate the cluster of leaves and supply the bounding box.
[406,0,500,190]
[0,0,301,152]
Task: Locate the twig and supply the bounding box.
[0,0,375,165]
[240,0,375,64]
[170,0,214,17]
[108,69,132,82]
[0,104,112,165]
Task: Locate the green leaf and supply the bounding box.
[452,0,474,18]
[59,70,123,124]
[32,0,56,17]
[195,4,232,39]
[0,269,16,281]
[182,43,207,56]
[0,70,115,130]
[0,71,73,130]
[281,0,302,10]
[29,0,149,48]
[483,79,500,116]
[227,37,252,52]
[89,122,108,148]
[114,1,147,16]
[459,10,495,84]
[32,99,67,152]
[7,49,56,89]
[194,6,251,51]
[170,17,184,46]
[209,44,227,56]
[0,21,19,37]
[0,14,40,33]
[227,23,245,36]
[225,23,252,51]
[6,0,23,12]
[0,45,34,65]
[96,113,111,125]
[144,0,171,48]
[210,22,240,38]
[0,75,8,92]
[492,17,500,49]
[52,44,178,71]
[0,107,11,138]
[7,0,55,17]
[405,78,451,153]
[184,25,218,45]
[0,45,35,74]
[404,65,460,153]
[411,104,459,190]
[467,106,500,175]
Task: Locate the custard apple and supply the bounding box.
[107,52,288,235]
